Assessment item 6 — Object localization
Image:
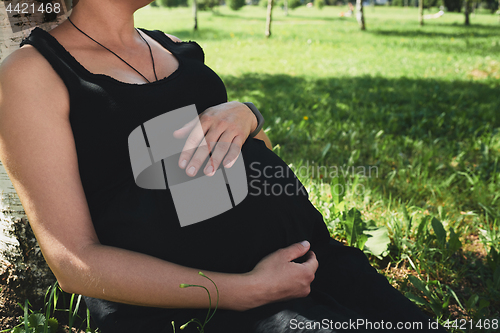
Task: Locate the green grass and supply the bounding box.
[134,5,500,332]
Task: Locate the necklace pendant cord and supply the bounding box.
[67,17,158,83]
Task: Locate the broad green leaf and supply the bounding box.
[363,226,390,259]
[478,299,490,311]
[466,294,479,310]
[405,292,427,306]
[408,275,432,299]
[47,318,58,333]
[431,217,446,246]
[28,313,45,328]
[343,208,368,249]
[447,227,461,255]
[408,275,425,291]
[429,301,443,317]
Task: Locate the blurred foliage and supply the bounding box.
[228,0,246,10]
[187,0,220,10]
[315,0,326,9]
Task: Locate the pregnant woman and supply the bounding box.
[0,0,444,332]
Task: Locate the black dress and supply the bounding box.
[20,27,445,333]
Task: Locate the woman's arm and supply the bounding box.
[0,46,316,311]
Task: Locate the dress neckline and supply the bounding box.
[31,27,183,87]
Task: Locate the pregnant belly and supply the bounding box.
[91,138,327,273]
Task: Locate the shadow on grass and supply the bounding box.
[370,24,500,39]
[222,73,500,145]
[276,14,345,22]
[223,72,499,209]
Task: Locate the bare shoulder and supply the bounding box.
[1,44,55,81]
[0,44,69,118]
[163,32,182,43]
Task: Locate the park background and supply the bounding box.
[1,0,499,332]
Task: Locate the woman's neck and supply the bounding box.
[67,0,144,48]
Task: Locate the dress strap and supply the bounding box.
[20,27,82,91]
[138,29,205,64]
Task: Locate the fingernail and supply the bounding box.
[187,166,196,176]
[223,159,231,167]
[205,165,214,175]
[300,240,310,248]
[180,160,187,168]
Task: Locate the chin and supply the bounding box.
[136,0,156,9]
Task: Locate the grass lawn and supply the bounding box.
[137,5,500,331]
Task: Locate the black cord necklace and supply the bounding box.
[67,17,158,83]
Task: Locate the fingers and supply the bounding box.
[282,240,311,262]
[301,250,319,274]
[201,135,243,175]
[176,119,207,172]
[179,125,243,177]
[174,102,253,176]
[221,136,243,168]
[202,140,230,176]
[185,140,212,176]
[173,117,198,139]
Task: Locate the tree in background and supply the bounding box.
[443,0,463,12]
[263,0,300,15]
[419,0,424,25]
[191,0,219,11]
[356,0,366,30]
[464,0,471,24]
[265,0,274,37]
[193,0,198,30]
[228,0,246,10]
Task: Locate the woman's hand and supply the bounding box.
[242,241,319,311]
[173,101,258,177]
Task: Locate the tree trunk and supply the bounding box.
[1,0,70,305]
[265,0,274,38]
[464,0,471,25]
[355,0,366,30]
[418,0,424,26]
[193,0,198,30]
[284,0,288,16]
